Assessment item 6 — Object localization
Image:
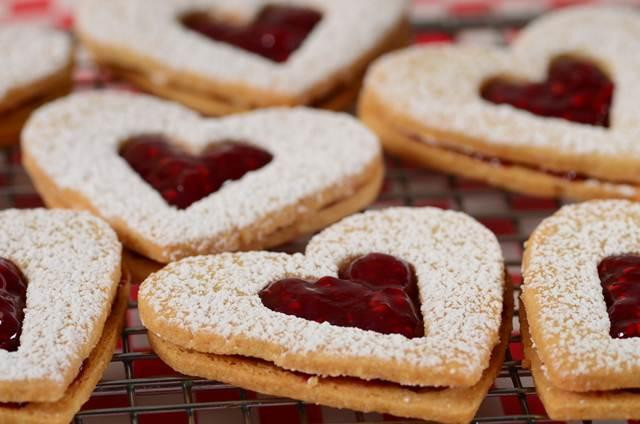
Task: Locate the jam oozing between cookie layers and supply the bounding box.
[0,258,28,352]
[120,135,272,209]
[181,5,322,63]
[407,133,598,183]
[482,57,613,127]
[259,253,424,339]
[598,255,640,338]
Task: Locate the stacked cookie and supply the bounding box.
[521,201,640,420]
[0,209,128,424]
[359,7,640,201]
[138,208,511,423]
[21,91,384,281]
[75,0,409,115]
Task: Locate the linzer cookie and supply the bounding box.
[0,25,73,144]
[359,6,640,200]
[139,207,511,423]
[74,0,409,115]
[521,200,640,420]
[0,209,128,424]
[21,91,383,274]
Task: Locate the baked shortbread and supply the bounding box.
[139,207,511,423]
[0,25,73,144]
[74,0,409,115]
[359,6,640,201]
[0,209,128,424]
[22,91,383,267]
[522,200,640,420]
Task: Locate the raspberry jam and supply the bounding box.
[0,258,28,352]
[181,5,322,63]
[119,135,272,209]
[469,150,588,182]
[481,57,613,127]
[408,133,596,183]
[259,253,424,338]
[598,255,640,339]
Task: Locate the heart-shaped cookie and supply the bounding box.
[0,209,121,404]
[140,207,506,385]
[22,91,383,263]
[139,207,509,422]
[359,6,640,200]
[74,0,409,115]
[0,25,73,144]
[522,200,640,420]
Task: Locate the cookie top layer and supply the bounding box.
[75,0,407,99]
[523,200,640,391]
[361,6,640,183]
[0,25,72,104]
[0,209,121,402]
[139,207,506,388]
[22,91,381,262]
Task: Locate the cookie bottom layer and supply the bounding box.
[81,20,409,115]
[0,277,129,424]
[101,65,363,115]
[0,67,72,145]
[520,306,640,420]
[360,99,640,201]
[147,279,512,424]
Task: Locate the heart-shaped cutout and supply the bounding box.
[598,255,640,339]
[120,135,272,209]
[360,6,640,198]
[75,0,408,108]
[180,5,322,63]
[481,56,614,127]
[0,209,121,403]
[260,253,424,338]
[22,92,382,263]
[139,207,506,388]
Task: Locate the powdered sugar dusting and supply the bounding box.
[523,200,640,387]
[364,6,640,160]
[0,209,120,385]
[75,0,407,96]
[0,24,71,102]
[22,91,380,262]
[139,207,505,385]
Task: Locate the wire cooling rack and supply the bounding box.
[1,10,600,424]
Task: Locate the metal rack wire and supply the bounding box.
[1,12,589,424]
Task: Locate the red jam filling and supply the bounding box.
[259,253,424,339]
[598,255,640,339]
[407,133,597,183]
[119,135,272,209]
[181,5,322,63]
[468,150,589,182]
[481,57,613,127]
[0,258,28,352]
